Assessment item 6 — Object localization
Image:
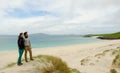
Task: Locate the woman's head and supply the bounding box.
[19,33,23,38]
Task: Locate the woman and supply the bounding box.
[17,33,25,66]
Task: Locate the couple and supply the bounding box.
[17,32,34,66]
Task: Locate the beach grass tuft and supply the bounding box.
[112,48,120,68]
[94,53,105,58]
[34,55,73,73]
[6,63,16,68]
[70,68,81,73]
[112,54,120,65]
[112,50,119,55]
[80,57,90,65]
[110,69,117,73]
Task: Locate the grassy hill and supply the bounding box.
[85,32,120,40]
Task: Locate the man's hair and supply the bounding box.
[24,32,28,38]
[24,32,27,36]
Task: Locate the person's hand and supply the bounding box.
[30,46,32,49]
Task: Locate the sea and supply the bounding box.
[0,34,102,51]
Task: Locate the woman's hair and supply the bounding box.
[18,33,23,39]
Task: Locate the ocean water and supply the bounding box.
[0,34,102,51]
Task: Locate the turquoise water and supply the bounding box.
[0,35,102,51]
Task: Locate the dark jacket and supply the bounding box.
[18,38,25,49]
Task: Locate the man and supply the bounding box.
[24,32,34,62]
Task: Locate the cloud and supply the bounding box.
[0,0,120,35]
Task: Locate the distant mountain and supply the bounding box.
[30,33,82,37]
[30,33,50,36]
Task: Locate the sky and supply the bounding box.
[0,0,120,35]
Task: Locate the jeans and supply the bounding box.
[18,49,24,64]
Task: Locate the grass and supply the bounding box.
[95,49,112,58]
[112,48,120,67]
[0,62,16,71]
[110,69,117,73]
[112,49,119,55]
[80,57,90,65]
[34,55,77,73]
[103,49,111,54]
[85,32,120,39]
[6,63,16,68]
[95,53,105,58]
[112,54,120,65]
[70,68,81,73]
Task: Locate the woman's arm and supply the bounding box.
[18,39,21,48]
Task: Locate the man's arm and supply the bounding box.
[29,40,31,46]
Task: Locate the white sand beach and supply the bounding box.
[0,40,120,73]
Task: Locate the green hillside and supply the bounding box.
[85,32,120,39]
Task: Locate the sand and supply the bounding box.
[0,40,120,73]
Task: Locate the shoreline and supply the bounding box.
[1,39,120,73]
[0,39,104,52]
[0,36,102,52]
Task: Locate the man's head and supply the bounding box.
[24,32,28,38]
